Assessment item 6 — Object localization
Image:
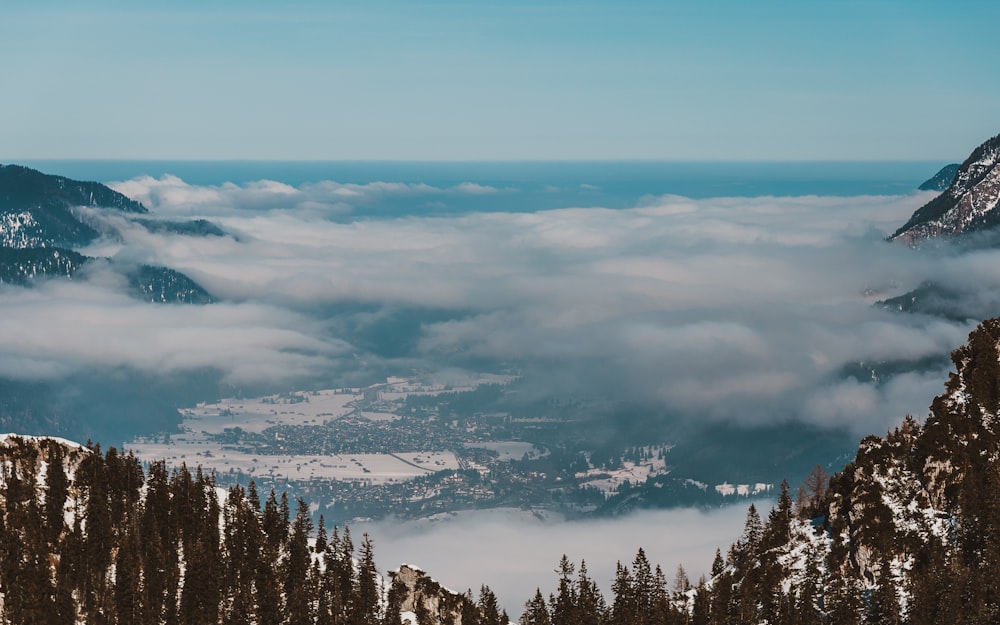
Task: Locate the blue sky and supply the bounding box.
[2,1,998,160]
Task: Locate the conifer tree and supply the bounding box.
[353,532,380,625]
[140,460,178,625]
[478,585,503,625]
[575,560,606,625]
[287,498,315,625]
[690,578,710,625]
[764,480,792,550]
[520,589,552,625]
[866,560,901,625]
[610,561,634,625]
[43,442,68,544]
[383,577,408,625]
[549,555,577,625]
[114,517,142,625]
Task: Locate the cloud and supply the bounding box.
[362,505,752,618]
[0,273,349,386]
[108,175,506,218]
[18,177,1000,437]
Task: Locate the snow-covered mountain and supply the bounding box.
[891,133,1000,245]
[687,316,1000,624]
[0,163,213,303]
[0,164,146,249]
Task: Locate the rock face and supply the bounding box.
[891,133,1000,245]
[389,565,474,625]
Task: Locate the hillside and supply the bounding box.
[891,133,1000,245]
[4,316,1000,623]
[0,163,213,302]
[917,163,960,192]
[673,317,1000,624]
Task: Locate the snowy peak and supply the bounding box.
[891,133,1000,245]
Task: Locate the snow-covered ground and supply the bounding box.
[176,388,362,436]
[714,482,772,497]
[124,374,510,484]
[575,447,670,495]
[124,442,459,484]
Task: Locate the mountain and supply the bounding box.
[0,163,213,303]
[672,316,1000,624]
[128,264,214,304]
[0,164,146,249]
[917,163,959,192]
[891,133,1000,245]
[520,316,1000,624]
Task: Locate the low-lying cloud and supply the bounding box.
[362,505,753,618]
[110,174,506,218]
[12,175,998,437]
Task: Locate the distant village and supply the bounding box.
[128,373,766,523]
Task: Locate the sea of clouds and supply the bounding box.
[4,172,995,615]
[2,175,993,437]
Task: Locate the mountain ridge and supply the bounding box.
[891,133,1000,245]
[0,163,213,303]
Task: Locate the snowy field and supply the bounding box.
[176,388,362,436]
[575,448,670,495]
[125,440,460,485]
[123,374,511,484]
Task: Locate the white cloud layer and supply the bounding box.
[11,177,996,436]
[109,175,505,218]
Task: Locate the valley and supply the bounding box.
[125,372,772,523]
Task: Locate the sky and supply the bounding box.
[2,0,999,161]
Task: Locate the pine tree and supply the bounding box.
[740,504,763,565]
[610,561,634,625]
[140,460,178,625]
[77,445,113,623]
[114,517,142,625]
[43,442,69,544]
[866,560,901,625]
[575,560,606,625]
[634,549,655,619]
[383,577,408,625]
[764,480,792,550]
[353,532,380,625]
[549,555,577,625]
[478,585,503,625]
[287,498,315,625]
[690,578,710,625]
[520,589,552,625]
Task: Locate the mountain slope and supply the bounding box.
[917,163,959,192]
[891,133,1000,245]
[0,163,213,303]
[690,317,1000,624]
[0,434,504,625]
[0,164,146,249]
